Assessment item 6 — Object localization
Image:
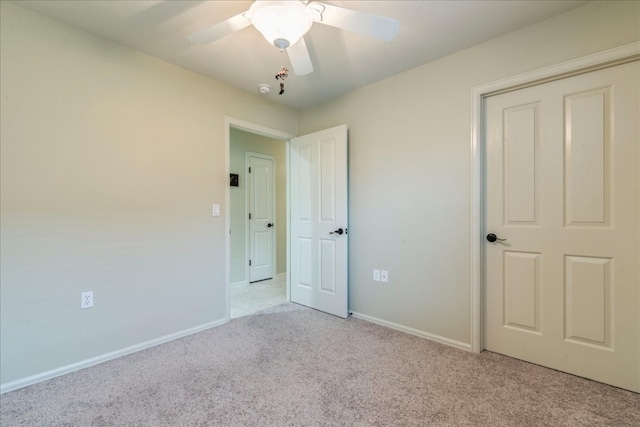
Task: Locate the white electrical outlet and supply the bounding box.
[381,270,389,283]
[373,269,380,282]
[81,291,94,309]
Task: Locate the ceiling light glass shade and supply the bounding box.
[247,1,313,49]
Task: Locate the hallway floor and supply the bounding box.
[230,275,287,319]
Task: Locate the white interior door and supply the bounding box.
[484,61,639,392]
[290,124,348,318]
[248,154,275,283]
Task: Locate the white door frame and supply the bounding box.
[469,42,640,354]
[224,117,295,321]
[245,151,277,283]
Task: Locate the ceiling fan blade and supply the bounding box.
[311,2,399,41]
[287,37,314,76]
[187,12,250,44]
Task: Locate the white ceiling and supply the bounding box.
[13,0,589,109]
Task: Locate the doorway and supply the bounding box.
[228,125,289,318]
[225,118,350,321]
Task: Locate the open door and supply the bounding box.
[289,125,348,318]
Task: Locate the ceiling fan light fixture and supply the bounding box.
[247,1,313,48]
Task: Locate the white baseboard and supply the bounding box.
[350,311,471,352]
[0,317,228,394]
[230,280,247,287]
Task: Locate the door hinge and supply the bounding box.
[249,213,252,220]
[249,260,252,266]
[248,167,251,173]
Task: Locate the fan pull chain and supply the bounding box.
[275,49,288,95]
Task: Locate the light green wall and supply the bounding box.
[230,128,287,284]
[298,0,640,345]
[0,2,297,385]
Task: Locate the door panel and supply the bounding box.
[248,155,274,282]
[503,103,539,225]
[290,125,348,318]
[564,255,611,347]
[484,61,639,392]
[503,251,540,332]
[564,88,610,226]
[319,239,336,294]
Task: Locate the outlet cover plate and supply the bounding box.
[81,291,94,309]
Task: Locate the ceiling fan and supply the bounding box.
[187,0,400,76]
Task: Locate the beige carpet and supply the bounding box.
[1,303,639,426]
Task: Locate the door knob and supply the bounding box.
[267,223,274,228]
[330,228,344,235]
[486,233,506,242]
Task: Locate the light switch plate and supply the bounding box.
[373,269,380,282]
[381,270,389,283]
[212,204,220,217]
